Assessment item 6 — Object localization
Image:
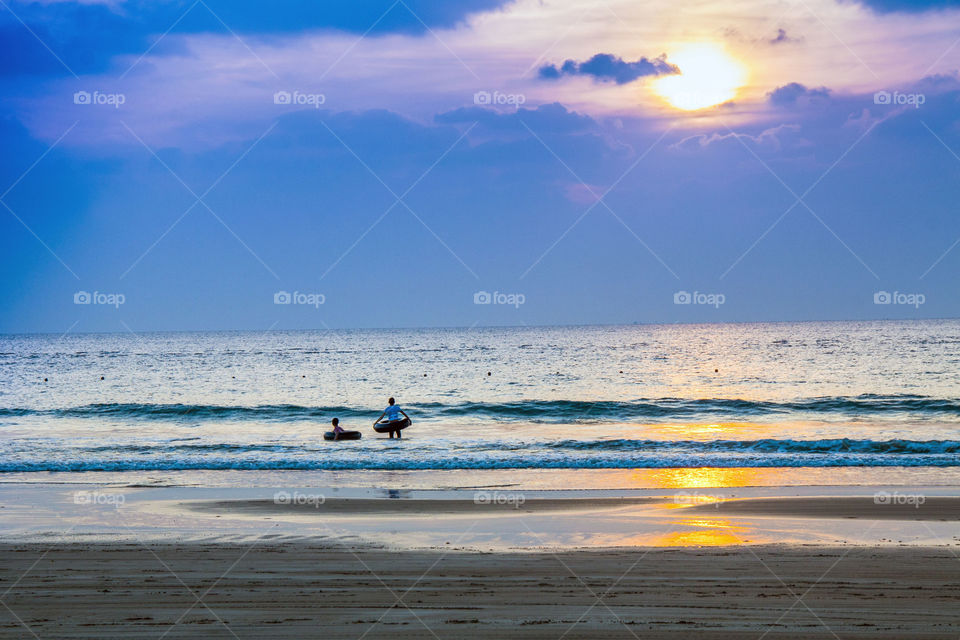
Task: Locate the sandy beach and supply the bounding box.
[2,543,958,638]
[1,482,959,638]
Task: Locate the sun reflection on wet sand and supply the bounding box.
[655,517,757,546]
[626,466,770,544]
[632,466,779,489]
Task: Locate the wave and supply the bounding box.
[2,438,958,472]
[3,394,960,423]
[543,438,960,454]
[57,438,960,455]
[0,403,366,421]
[1,453,958,472]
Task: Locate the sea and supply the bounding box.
[1,320,959,477]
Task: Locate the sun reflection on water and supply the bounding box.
[641,421,774,441]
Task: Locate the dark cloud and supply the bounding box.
[770,28,798,44]
[849,0,960,12]
[0,0,513,78]
[173,0,515,35]
[768,82,832,106]
[538,53,677,85]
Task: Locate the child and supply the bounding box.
[331,417,345,441]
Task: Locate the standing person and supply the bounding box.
[373,397,412,439]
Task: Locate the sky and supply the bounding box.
[1,0,959,332]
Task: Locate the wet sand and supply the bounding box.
[187,494,960,520]
[1,543,958,639]
[688,495,960,520]
[189,495,663,516]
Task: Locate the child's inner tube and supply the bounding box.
[323,430,362,440]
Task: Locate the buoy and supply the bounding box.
[43,378,48,382]
[100,376,104,380]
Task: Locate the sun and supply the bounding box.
[653,43,747,111]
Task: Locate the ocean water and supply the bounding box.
[1,321,959,473]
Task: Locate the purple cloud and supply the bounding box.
[768,83,832,107]
[538,53,677,85]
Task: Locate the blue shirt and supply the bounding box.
[384,405,402,421]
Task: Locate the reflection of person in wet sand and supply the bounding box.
[373,397,412,439]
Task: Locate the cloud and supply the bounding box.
[10,74,960,330]
[770,28,799,44]
[435,102,596,133]
[672,124,804,152]
[768,83,832,107]
[673,74,960,158]
[914,72,960,93]
[538,53,677,85]
[0,0,514,78]
[849,0,960,13]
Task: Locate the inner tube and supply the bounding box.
[323,430,362,441]
[373,417,411,433]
